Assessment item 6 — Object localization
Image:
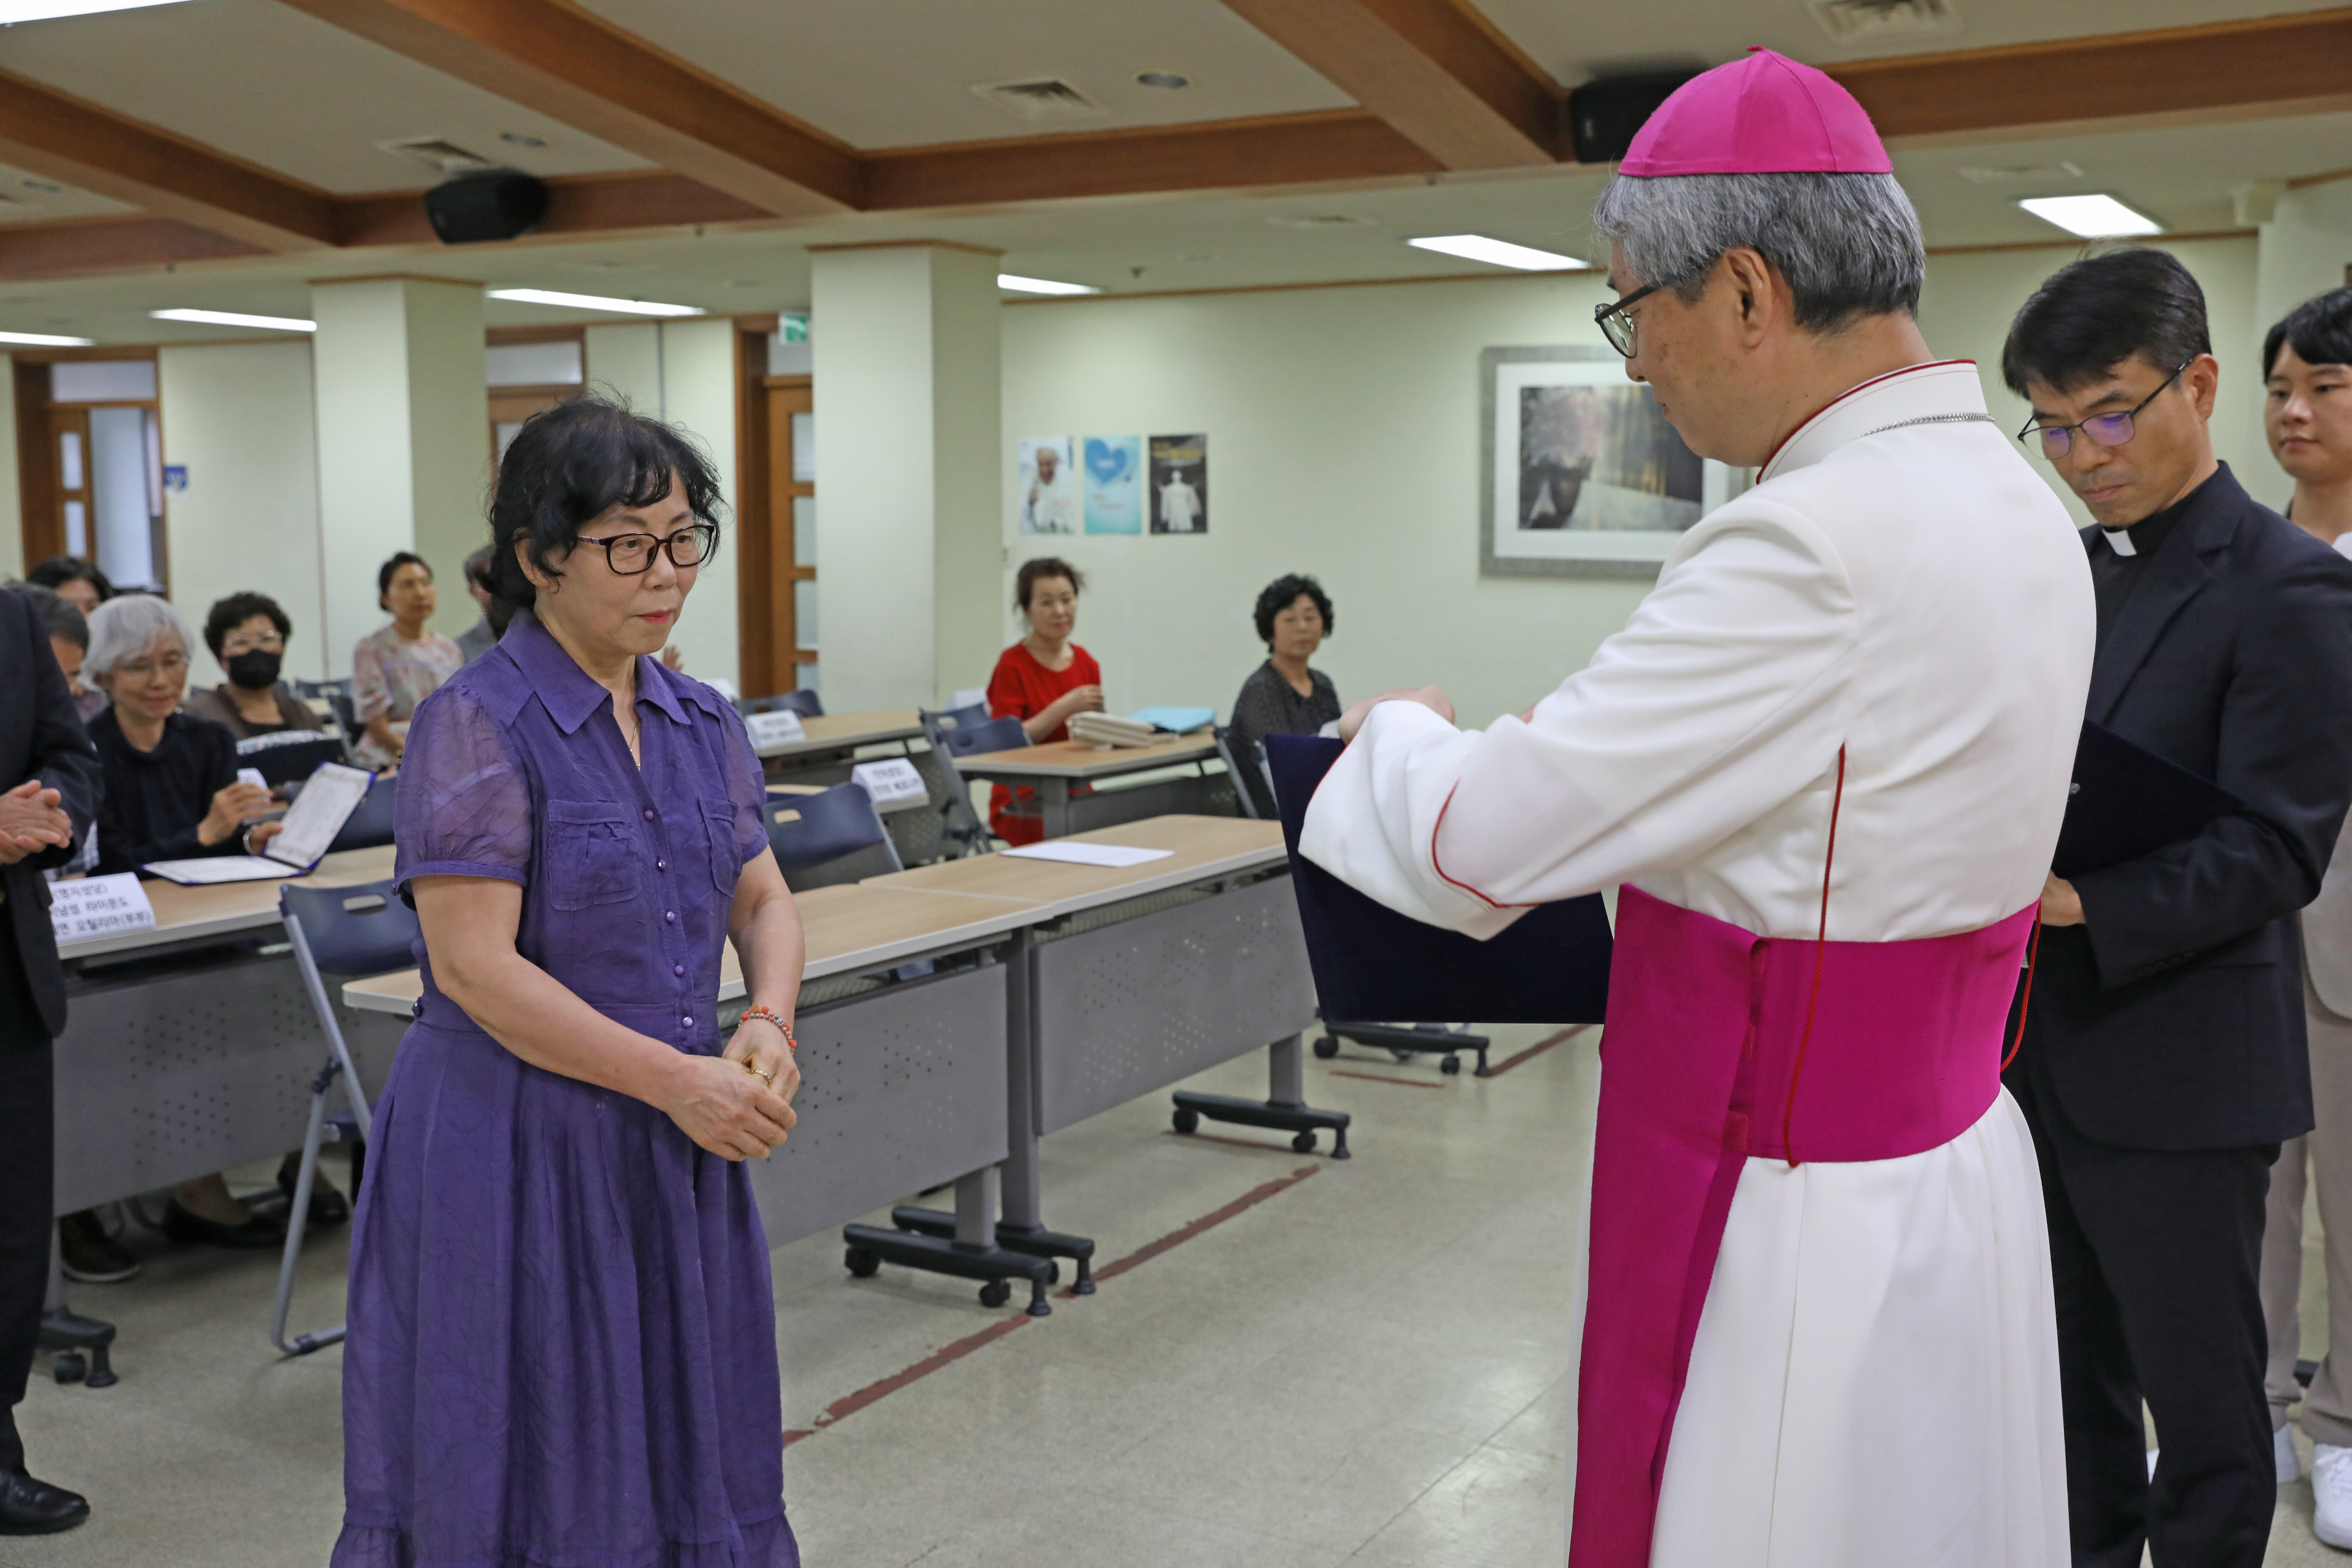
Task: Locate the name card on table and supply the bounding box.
[852,759,927,807]
[49,873,156,943]
[744,709,806,749]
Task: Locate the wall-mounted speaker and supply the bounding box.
[1567,72,1700,166]
[424,172,550,244]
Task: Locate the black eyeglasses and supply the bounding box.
[577,524,718,575]
[1595,281,1664,358]
[2018,361,2191,458]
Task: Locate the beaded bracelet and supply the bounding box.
[738,1005,797,1051]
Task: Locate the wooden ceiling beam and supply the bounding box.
[275,0,862,218]
[0,70,335,252]
[334,170,766,248]
[1215,0,1559,168]
[1829,8,2352,145]
[0,215,266,281]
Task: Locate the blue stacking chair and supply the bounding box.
[328,774,398,853]
[744,688,824,720]
[934,714,1030,852]
[938,713,1026,762]
[1213,725,1268,821]
[271,877,420,1356]
[766,782,905,891]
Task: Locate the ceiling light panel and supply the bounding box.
[2017,194,2163,238]
[486,288,704,317]
[150,308,315,332]
[0,0,192,21]
[0,329,92,346]
[997,275,1100,296]
[1406,234,1586,271]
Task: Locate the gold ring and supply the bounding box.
[745,1063,775,1085]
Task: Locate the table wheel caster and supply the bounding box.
[1172,1106,1200,1135]
[844,1246,880,1279]
[1291,1130,1318,1154]
[52,1352,86,1386]
[1441,1055,1462,1075]
[978,1280,1011,1309]
[1312,1035,1338,1060]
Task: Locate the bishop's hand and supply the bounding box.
[1337,686,1455,743]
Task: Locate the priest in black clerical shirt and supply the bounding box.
[2001,250,2352,1568]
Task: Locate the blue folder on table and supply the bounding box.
[1263,734,1612,1024]
[2052,720,2241,879]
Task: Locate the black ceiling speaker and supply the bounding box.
[1567,71,1701,165]
[424,172,550,244]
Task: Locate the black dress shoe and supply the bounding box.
[275,1153,350,1228]
[162,1200,285,1250]
[58,1210,140,1283]
[0,1468,89,1535]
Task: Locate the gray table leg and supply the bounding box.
[954,1166,999,1247]
[1000,927,1041,1231]
[1042,778,1070,838]
[1269,1032,1306,1107]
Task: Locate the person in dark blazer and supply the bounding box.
[2001,249,2352,1567]
[0,585,101,1536]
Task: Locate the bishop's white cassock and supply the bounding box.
[1302,360,2093,1567]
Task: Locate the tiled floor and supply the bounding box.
[6,1025,2345,1566]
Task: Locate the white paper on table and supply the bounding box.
[142,856,302,885]
[48,873,155,941]
[265,762,373,869]
[1001,842,1175,869]
[745,709,806,749]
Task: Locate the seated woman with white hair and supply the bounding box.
[64,595,336,1271]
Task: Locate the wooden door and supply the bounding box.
[47,406,91,561]
[767,377,815,692]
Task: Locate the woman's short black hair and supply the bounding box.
[488,396,724,615]
[1015,556,1085,613]
[26,555,112,602]
[1254,573,1334,647]
[2264,288,2352,380]
[377,551,430,610]
[203,591,291,659]
[2001,248,2211,397]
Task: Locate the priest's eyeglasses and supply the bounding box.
[1595,282,1664,358]
[2016,361,2190,459]
[577,524,718,574]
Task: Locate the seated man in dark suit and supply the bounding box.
[0,585,101,1536]
[2002,249,2352,1567]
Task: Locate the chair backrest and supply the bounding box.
[328,774,398,853]
[278,877,420,977]
[236,732,350,788]
[940,714,1028,762]
[765,783,904,891]
[939,701,989,732]
[326,691,362,743]
[745,688,824,719]
[295,677,352,701]
[1213,725,1262,820]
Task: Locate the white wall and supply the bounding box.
[158,340,322,687]
[0,355,21,581]
[584,318,742,690]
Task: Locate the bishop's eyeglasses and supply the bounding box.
[1595,281,1663,358]
[577,523,718,574]
[2016,361,2190,459]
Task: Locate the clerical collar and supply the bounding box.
[2097,472,2216,564]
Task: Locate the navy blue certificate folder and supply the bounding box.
[2052,721,2241,880]
[1263,733,1612,1024]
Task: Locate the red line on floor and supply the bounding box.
[781,1315,1031,1449]
[1328,1069,1446,1089]
[1485,1024,1590,1077]
[1076,1163,1320,1294]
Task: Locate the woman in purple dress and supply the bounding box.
[334,398,806,1568]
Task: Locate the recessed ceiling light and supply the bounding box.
[0,329,91,346]
[1135,71,1191,90]
[1406,233,1586,270]
[997,274,1100,296]
[2017,194,2162,238]
[150,308,315,332]
[487,288,704,317]
[500,132,547,149]
[0,0,194,20]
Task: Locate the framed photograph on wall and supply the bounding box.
[1479,346,1750,579]
[1017,436,1078,534]
[1148,433,1207,534]
[1082,435,1143,534]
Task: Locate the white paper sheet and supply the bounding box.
[266,762,373,869]
[1001,842,1175,869]
[142,856,302,885]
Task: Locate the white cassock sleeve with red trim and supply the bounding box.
[1297,506,1859,938]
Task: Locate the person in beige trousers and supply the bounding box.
[2260,285,2352,1547]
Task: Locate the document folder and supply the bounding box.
[1264,733,1611,1024]
[2052,721,2241,880]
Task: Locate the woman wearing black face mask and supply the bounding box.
[183,592,316,740]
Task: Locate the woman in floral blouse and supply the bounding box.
[350,551,463,769]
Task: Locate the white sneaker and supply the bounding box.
[2313,1443,2352,1549]
[2279,1424,2304,1484]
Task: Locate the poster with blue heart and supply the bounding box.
[1082,436,1143,534]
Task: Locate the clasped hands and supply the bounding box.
[662,1013,802,1162]
[0,779,74,866]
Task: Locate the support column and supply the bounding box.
[809,242,1001,712]
[310,276,486,672]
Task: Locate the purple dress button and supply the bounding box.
[665,910,677,923]
[642,808,655,821]
[682,1016,693,1028]
[672,964,685,977]
[657,859,666,871]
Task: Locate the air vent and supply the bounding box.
[1266,214,1372,231]
[970,78,1106,123]
[1958,161,2084,186]
[1807,0,1959,44]
[377,138,502,177]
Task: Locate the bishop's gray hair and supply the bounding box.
[1591,171,1926,332]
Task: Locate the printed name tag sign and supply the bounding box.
[49,873,156,943]
[745,710,806,749]
[852,759,928,806]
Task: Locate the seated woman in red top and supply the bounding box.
[985,557,1104,845]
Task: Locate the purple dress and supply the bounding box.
[333,610,797,1568]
